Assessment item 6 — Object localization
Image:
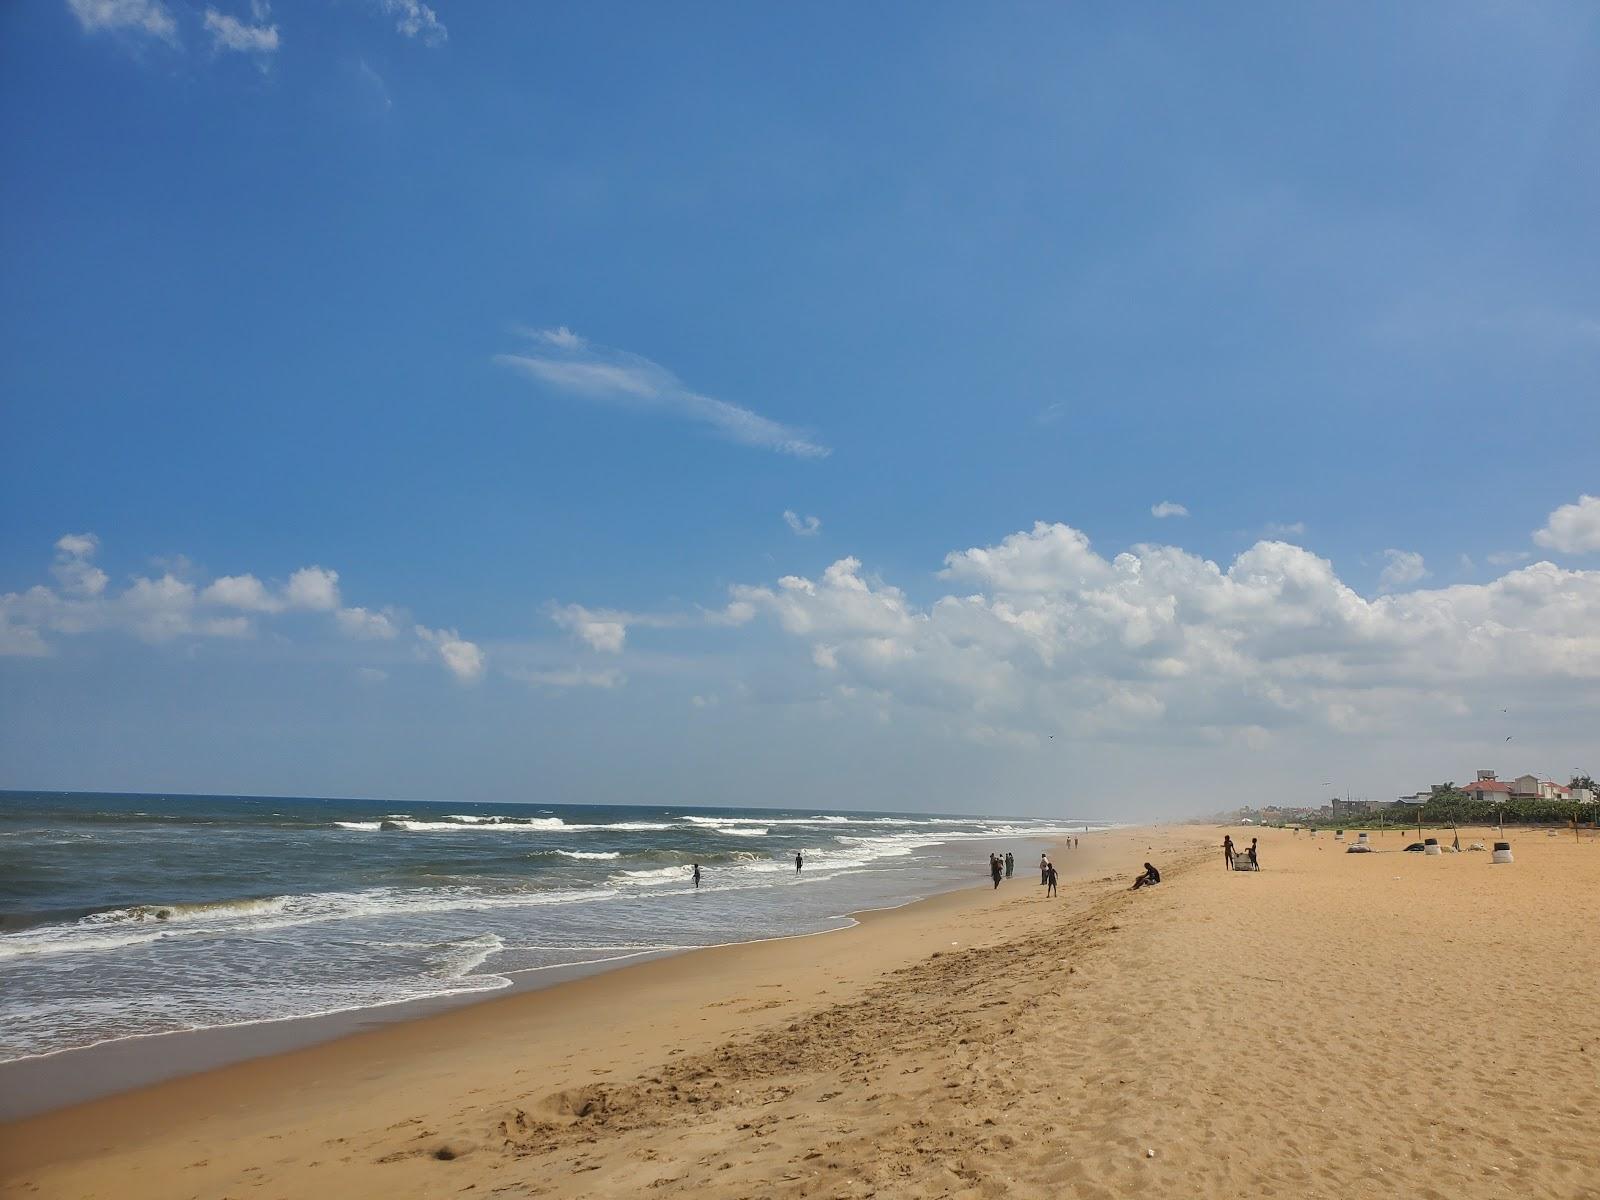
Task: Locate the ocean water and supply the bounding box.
[0,792,1092,1062]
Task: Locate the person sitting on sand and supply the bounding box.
[1045,861,1058,897]
[1223,834,1235,871]
[1130,862,1161,890]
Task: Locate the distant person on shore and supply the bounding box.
[1130,862,1161,891]
[1045,861,1058,897]
[795,851,803,873]
[692,863,701,889]
[1040,853,1050,884]
[1223,835,1235,871]
[1005,852,1014,878]
[1248,838,1259,868]
[990,854,1003,888]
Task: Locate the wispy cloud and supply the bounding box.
[496,328,829,459]
[66,0,179,44]
[203,5,279,55]
[1264,521,1306,538]
[377,0,447,45]
[1488,549,1533,566]
[783,510,822,537]
[1377,548,1429,592]
[1151,501,1189,519]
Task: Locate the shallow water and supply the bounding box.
[0,791,1093,1060]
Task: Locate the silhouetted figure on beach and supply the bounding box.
[1004,852,1014,878]
[1247,838,1259,868]
[1223,835,1235,871]
[795,851,804,873]
[1130,862,1161,890]
[1045,862,1058,897]
[990,854,1003,888]
[692,863,701,889]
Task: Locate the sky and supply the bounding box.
[2,2,1598,818]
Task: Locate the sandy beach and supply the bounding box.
[4,823,1597,1199]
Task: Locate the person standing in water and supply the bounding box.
[692,863,701,889]
[794,850,803,873]
[1005,851,1014,878]
[990,854,1003,889]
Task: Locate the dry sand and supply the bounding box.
[3,823,1598,1199]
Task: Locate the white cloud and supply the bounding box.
[633,520,1600,748]
[66,0,178,44]
[202,7,279,54]
[1534,494,1600,555]
[377,0,447,44]
[495,329,829,459]
[52,534,108,598]
[284,566,340,611]
[415,625,485,683]
[1151,501,1189,519]
[1265,521,1307,538]
[201,574,280,612]
[783,510,822,537]
[1377,549,1429,592]
[336,606,400,640]
[1488,549,1532,566]
[551,603,630,654]
[3,537,480,689]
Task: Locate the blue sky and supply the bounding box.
[3,1,1598,815]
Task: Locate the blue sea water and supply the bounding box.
[0,792,1091,1061]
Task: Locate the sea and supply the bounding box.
[0,791,1094,1065]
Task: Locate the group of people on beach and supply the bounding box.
[1221,834,1260,870]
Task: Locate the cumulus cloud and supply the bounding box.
[336,606,400,640]
[66,0,179,44]
[663,520,1600,746]
[783,510,822,537]
[415,625,485,682]
[495,329,829,459]
[3,536,478,683]
[202,6,279,54]
[1151,501,1189,519]
[1534,494,1600,555]
[1377,549,1429,593]
[377,0,447,44]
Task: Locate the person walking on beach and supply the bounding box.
[990,854,1003,889]
[1045,861,1058,897]
[795,851,804,873]
[1223,834,1235,871]
[1005,851,1014,878]
[692,863,701,889]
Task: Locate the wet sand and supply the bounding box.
[3,823,1596,1199]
